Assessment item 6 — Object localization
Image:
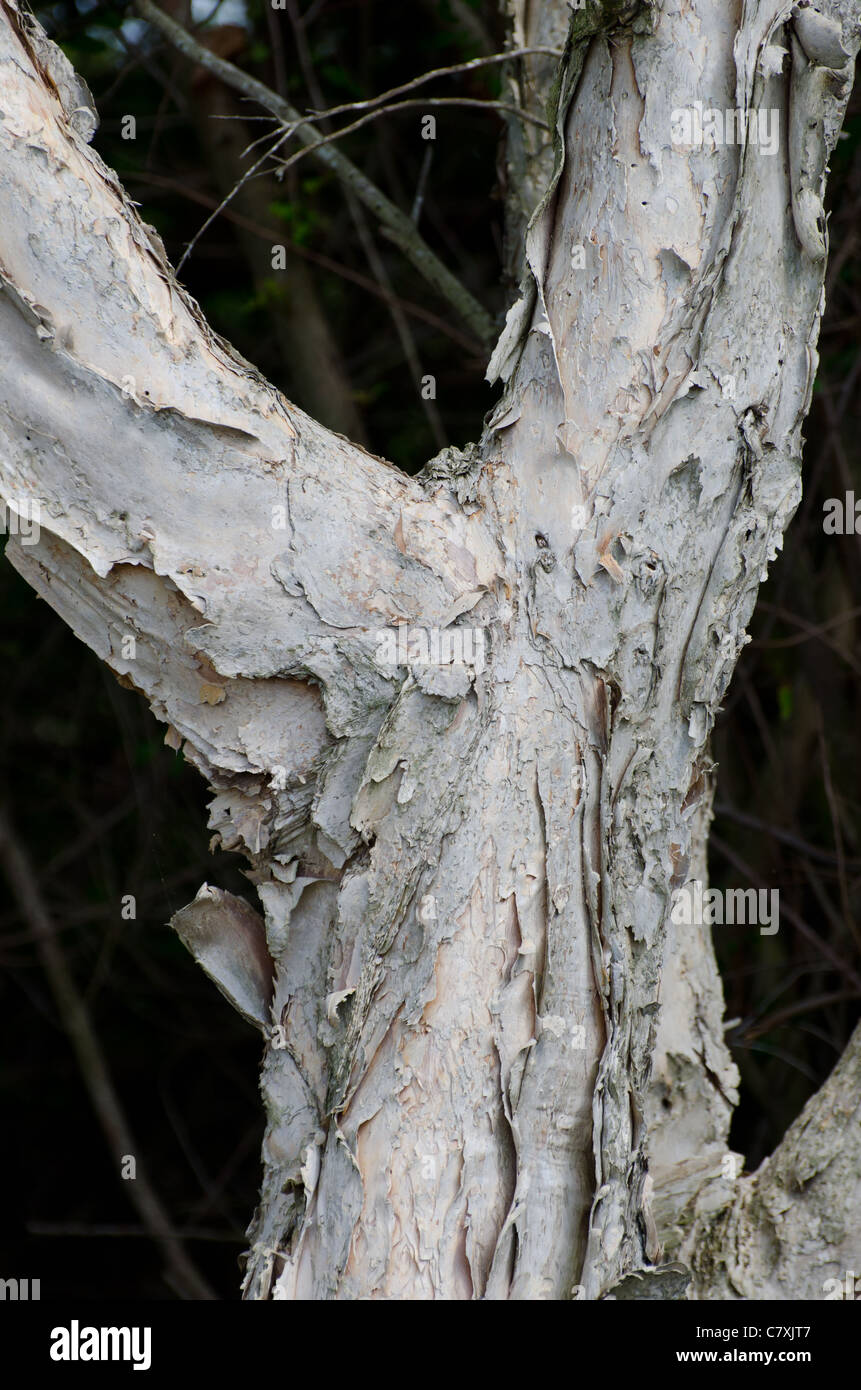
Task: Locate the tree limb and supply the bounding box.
[133,0,497,346]
[0,0,503,861]
[0,805,216,1300]
[684,1019,861,1299]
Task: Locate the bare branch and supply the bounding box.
[0,806,216,1300]
[133,0,497,346]
[687,1020,861,1299]
[128,169,484,352]
[176,122,294,274]
[263,95,549,191]
[300,45,564,124]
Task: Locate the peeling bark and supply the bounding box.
[1,0,859,1300]
[684,1020,861,1299]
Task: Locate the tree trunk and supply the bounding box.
[1,0,858,1299]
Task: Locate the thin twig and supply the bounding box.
[714,801,861,868]
[411,143,433,224]
[732,1039,821,1085]
[282,0,446,449]
[348,188,448,451]
[711,830,861,992]
[300,46,563,124]
[0,805,216,1300]
[296,94,551,148]
[177,122,295,273]
[207,99,549,207]
[131,170,484,354]
[264,4,288,99]
[262,95,548,191]
[134,0,496,345]
[28,1221,244,1242]
[751,601,861,650]
[285,0,322,111]
[817,719,861,954]
[740,992,861,1041]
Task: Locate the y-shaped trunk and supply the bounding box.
[0,0,858,1299]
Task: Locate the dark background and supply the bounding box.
[1,0,859,1299]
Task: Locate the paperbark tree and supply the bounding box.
[1,0,859,1300]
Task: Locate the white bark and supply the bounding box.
[1,0,858,1300]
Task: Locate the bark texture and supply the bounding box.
[0,0,858,1300]
[685,1019,861,1299]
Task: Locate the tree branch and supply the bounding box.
[262,95,549,189]
[133,0,497,346]
[0,805,216,1300]
[300,45,564,124]
[686,1020,861,1298]
[126,169,485,353]
[0,0,503,859]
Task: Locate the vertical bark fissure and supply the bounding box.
[490,0,859,1298]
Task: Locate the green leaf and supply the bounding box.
[777,684,793,722]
